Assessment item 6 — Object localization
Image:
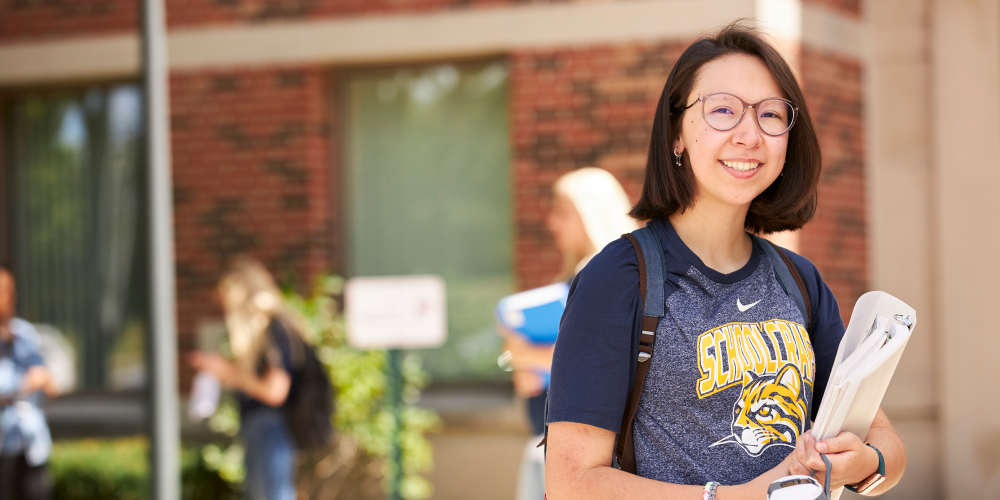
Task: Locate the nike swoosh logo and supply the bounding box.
[736,298,761,312]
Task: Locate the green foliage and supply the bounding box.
[201,274,440,499]
[289,275,441,499]
[48,437,239,500]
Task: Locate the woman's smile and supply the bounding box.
[719,159,764,180]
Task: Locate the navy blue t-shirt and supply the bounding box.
[238,319,299,417]
[547,219,845,485]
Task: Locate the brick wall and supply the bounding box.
[170,66,333,383]
[0,0,136,42]
[798,48,866,324]
[0,0,591,41]
[510,42,687,289]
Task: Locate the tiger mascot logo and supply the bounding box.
[710,364,808,456]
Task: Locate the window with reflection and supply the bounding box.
[344,61,513,381]
[4,84,148,392]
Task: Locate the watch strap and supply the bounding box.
[846,444,885,493]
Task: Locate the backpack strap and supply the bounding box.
[754,236,813,330]
[616,225,666,474]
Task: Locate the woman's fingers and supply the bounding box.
[817,431,865,454]
[795,433,827,471]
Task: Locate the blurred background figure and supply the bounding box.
[499,168,638,500]
[0,263,59,500]
[188,257,312,500]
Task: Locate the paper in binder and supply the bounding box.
[810,291,916,499]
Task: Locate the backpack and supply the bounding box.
[613,224,813,474]
[285,328,335,452]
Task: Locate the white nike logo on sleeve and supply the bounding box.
[736,298,761,312]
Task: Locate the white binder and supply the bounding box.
[810,291,916,499]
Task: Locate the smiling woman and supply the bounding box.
[543,22,906,500]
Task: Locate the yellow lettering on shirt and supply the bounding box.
[696,319,815,398]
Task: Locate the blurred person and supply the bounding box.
[188,256,310,500]
[0,263,58,500]
[499,167,638,500]
[545,23,906,500]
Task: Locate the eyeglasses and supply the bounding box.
[682,93,798,137]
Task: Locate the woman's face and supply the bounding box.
[547,193,590,259]
[674,53,788,209]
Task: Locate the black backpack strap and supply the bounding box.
[616,225,666,474]
[754,236,813,330]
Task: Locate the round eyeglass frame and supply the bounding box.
[682,93,799,137]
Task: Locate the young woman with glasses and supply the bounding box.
[544,23,906,499]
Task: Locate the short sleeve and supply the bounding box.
[783,251,846,418]
[546,238,644,433]
[11,319,45,368]
[266,320,295,374]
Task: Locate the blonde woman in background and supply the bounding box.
[500,167,638,500]
[188,257,309,500]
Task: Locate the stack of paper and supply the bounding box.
[495,282,568,345]
[810,291,916,499]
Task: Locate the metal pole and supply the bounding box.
[140,0,180,498]
[387,349,403,500]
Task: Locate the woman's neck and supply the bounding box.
[668,200,753,274]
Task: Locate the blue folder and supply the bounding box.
[495,282,569,345]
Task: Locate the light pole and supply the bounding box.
[141,0,180,498]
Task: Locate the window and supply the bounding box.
[4,84,147,391]
[344,61,512,381]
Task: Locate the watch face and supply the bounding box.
[857,473,887,494]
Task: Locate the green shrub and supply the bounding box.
[48,437,239,500]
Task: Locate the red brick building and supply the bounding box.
[0,0,870,497]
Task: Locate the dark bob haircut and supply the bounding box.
[629,21,822,234]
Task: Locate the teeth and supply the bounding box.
[722,160,762,172]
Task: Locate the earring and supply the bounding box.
[673,148,682,167]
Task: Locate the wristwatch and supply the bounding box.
[846,444,885,494]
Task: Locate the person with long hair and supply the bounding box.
[501,167,638,500]
[544,23,905,499]
[189,257,310,500]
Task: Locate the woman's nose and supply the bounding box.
[732,108,762,148]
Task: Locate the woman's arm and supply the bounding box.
[237,367,291,408]
[546,421,798,500]
[790,407,905,494]
[188,352,291,408]
[499,324,555,372]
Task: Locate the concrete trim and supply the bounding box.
[166,0,754,70]
[0,34,139,86]
[0,0,860,85]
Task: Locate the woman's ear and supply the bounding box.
[670,134,684,153]
[672,138,685,156]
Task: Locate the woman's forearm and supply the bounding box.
[861,416,906,495]
[237,368,291,408]
[545,422,794,500]
[548,462,788,500]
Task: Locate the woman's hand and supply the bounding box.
[187,352,241,389]
[497,323,556,372]
[789,431,879,490]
